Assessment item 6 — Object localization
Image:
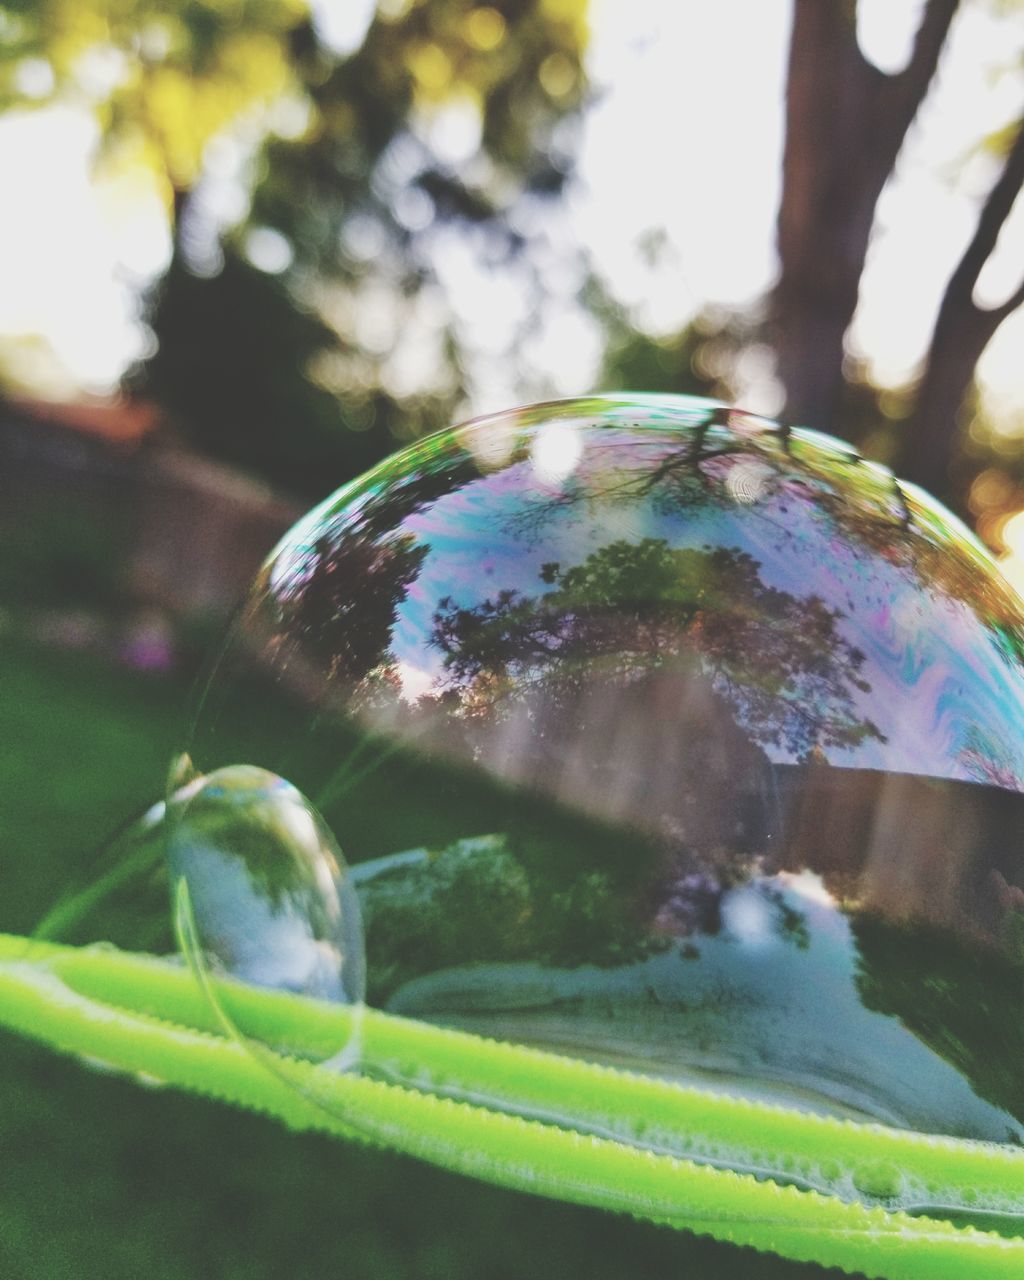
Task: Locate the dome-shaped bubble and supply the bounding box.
[176,394,1024,1208]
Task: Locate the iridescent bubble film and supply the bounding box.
[178,395,1024,1161]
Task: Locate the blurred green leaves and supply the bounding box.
[1,0,590,496]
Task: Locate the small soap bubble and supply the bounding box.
[852,1160,904,1202]
[166,765,364,1065]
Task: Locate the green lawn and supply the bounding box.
[0,639,849,1279]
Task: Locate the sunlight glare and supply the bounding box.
[531,420,583,484]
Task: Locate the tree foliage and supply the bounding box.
[0,0,306,195]
[142,0,589,495]
[431,537,883,757]
[4,0,1023,518]
[1,0,589,495]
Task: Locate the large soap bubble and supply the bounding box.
[158,396,1024,1207]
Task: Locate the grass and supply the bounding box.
[0,637,852,1280]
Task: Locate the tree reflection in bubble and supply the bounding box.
[177,394,1024,1153]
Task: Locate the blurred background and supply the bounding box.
[0,1,1022,1277]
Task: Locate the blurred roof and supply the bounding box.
[2,395,163,450]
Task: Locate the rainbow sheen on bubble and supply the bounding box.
[174,395,1024,1175]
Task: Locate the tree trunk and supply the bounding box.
[773,0,959,433]
[900,118,1024,502]
[774,2,877,430]
[900,308,994,503]
[171,185,194,262]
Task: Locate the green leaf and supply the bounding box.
[1,932,1023,1280]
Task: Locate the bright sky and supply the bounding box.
[0,0,1022,422]
[0,106,167,395]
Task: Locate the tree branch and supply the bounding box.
[996,271,1024,323]
[875,0,960,143]
[900,115,1024,498]
[945,116,1024,317]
